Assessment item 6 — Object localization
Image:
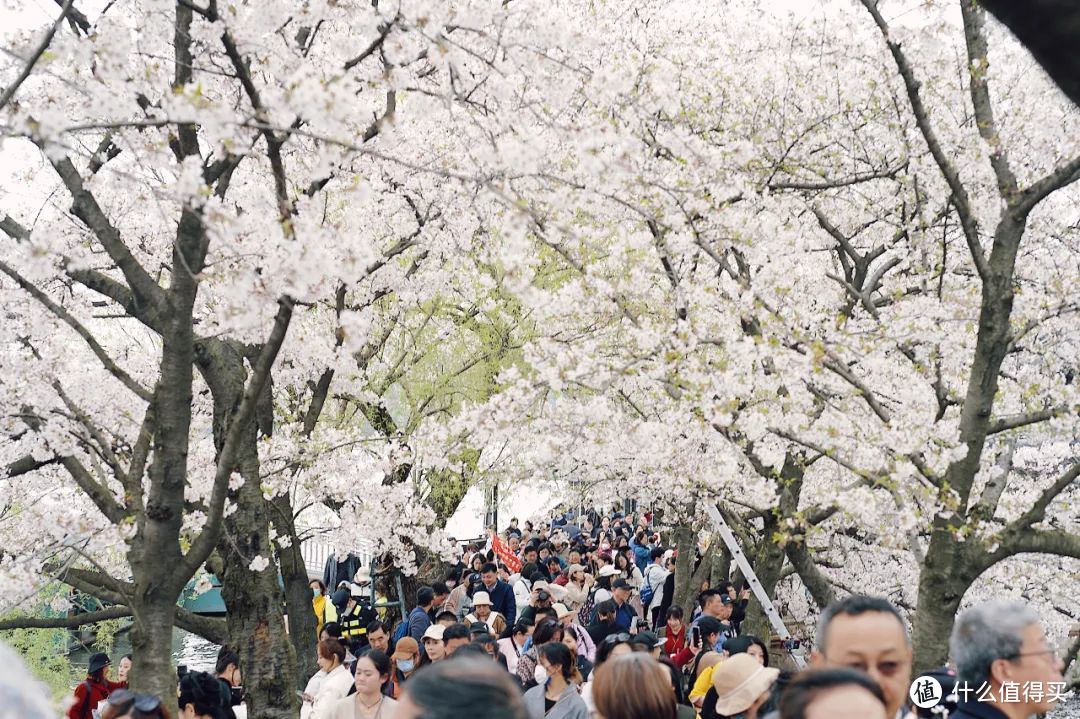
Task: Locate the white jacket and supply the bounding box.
[311,665,353,719]
[513,577,532,621]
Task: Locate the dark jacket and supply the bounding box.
[322,554,363,590]
[586,619,620,646]
[406,606,432,644]
[479,579,516,621]
[949,702,1010,719]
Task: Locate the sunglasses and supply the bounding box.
[603,633,633,645]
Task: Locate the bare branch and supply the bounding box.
[987,406,1069,435]
[0,605,130,631]
[0,259,153,401]
[0,0,73,112]
[959,1,1019,202]
[859,0,989,281]
[1016,153,1080,215]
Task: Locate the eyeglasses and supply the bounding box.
[603,633,632,645]
[1010,644,1059,660]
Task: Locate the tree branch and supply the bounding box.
[0,259,153,401]
[0,606,130,631]
[0,0,73,111]
[987,406,1069,435]
[860,0,989,281]
[182,296,295,576]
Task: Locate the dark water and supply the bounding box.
[68,628,219,673]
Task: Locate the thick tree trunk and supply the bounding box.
[218,442,300,719]
[127,600,179,709]
[672,522,698,616]
[273,495,318,685]
[742,517,786,641]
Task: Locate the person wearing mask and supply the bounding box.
[586,600,621,645]
[660,606,686,658]
[311,580,339,639]
[778,668,887,719]
[948,600,1067,719]
[699,653,778,719]
[310,638,353,719]
[591,652,683,719]
[478,563,517,623]
[329,650,398,719]
[419,624,446,666]
[809,595,913,719]
[178,671,231,719]
[499,622,531,675]
[384,637,419,699]
[395,657,527,719]
[516,619,565,689]
[214,647,245,719]
[523,642,588,719]
[464,592,507,637]
[68,652,125,719]
[340,583,377,654]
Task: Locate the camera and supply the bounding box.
[537,590,550,602]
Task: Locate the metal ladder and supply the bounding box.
[705,503,807,668]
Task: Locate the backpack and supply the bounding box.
[391,618,409,644]
[577,588,597,626]
[640,565,657,606]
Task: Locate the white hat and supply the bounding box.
[348,583,366,598]
[553,603,572,620]
[472,591,493,606]
[423,624,445,641]
[354,567,371,585]
[597,565,619,577]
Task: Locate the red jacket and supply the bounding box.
[67,677,124,719]
[663,625,687,660]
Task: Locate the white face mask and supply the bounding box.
[534,664,549,685]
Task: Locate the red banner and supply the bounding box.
[492,534,523,574]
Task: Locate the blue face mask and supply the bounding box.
[397,659,415,673]
[313,589,322,598]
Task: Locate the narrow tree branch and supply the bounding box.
[987,406,1068,435]
[0,605,130,631]
[0,259,153,401]
[860,0,989,281]
[0,0,73,112]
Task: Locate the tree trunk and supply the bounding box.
[710,545,731,589]
[218,441,300,719]
[127,600,179,712]
[911,531,968,673]
[672,522,698,616]
[742,517,786,641]
[272,495,318,686]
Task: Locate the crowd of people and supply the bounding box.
[51,506,1070,719]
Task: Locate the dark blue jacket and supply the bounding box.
[480,579,516,621]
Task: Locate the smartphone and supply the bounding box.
[691,625,701,646]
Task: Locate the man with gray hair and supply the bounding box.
[948,600,1065,719]
[810,595,914,719]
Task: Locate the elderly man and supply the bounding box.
[811,595,913,719]
[948,600,1066,719]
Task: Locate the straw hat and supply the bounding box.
[712,653,779,716]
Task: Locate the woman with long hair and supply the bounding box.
[522,642,587,719]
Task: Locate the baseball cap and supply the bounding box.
[631,631,665,649]
[392,637,419,659]
[422,624,445,641]
[611,578,631,590]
